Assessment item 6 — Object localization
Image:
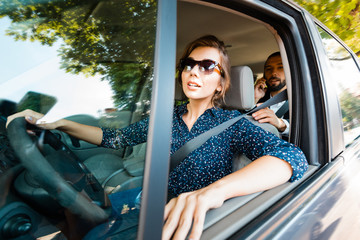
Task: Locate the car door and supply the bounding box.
[173,1,360,239]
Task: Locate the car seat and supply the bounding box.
[83,86,151,193]
[225,66,280,170]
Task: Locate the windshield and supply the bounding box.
[0,0,156,122]
[0,0,157,238]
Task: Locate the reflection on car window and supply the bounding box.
[0,0,157,238]
[0,0,156,121]
[317,26,360,146]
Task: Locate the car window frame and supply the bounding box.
[306,19,347,160]
[228,0,323,166]
[137,0,177,239]
[188,0,324,238]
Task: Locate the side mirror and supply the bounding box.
[17,91,57,114]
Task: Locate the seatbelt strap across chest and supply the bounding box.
[169,90,288,172]
[275,100,289,118]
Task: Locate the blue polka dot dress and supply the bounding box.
[101,103,308,197]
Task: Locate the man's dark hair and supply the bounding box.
[264,51,281,69]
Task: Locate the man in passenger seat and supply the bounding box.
[252,52,289,138]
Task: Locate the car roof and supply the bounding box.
[177,1,279,75]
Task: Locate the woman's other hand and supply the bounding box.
[162,155,293,240]
[162,186,225,240]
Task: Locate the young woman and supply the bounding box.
[7,35,308,240]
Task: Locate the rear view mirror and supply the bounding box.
[17,91,57,114]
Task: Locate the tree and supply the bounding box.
[340,90,360,129]
[294,0,360,56]
[0,0,157,110]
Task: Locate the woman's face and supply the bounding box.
[181,47,222,105]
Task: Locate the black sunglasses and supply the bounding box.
[180,58,225,77]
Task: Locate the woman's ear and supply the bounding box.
[216,81,223,92]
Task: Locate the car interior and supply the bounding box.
[0,0,318,239]
[176,2,318,236]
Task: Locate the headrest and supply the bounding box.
[225,66,255,111]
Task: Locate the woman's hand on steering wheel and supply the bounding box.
[6,109,58,131]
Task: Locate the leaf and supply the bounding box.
[294,0,360,55]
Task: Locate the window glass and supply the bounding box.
[317,26,360,146]
[0,0,157,238]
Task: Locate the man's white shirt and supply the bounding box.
[269,97,289,136]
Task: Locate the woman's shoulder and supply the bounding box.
[211,107,243,122]
[220,107,243,116]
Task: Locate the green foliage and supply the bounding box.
[294,0,360,55]
[104,62,151,110]
[0,0,157,110]
[340,90,360,128]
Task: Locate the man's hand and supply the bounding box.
[254,78,267,103]
[252,108,286,132]
[162,186,225,240]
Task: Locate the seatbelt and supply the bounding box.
[169,90,288,172]
[275,100,289,118]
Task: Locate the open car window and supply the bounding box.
[176,1,317,238]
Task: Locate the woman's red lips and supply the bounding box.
[187,81,201,88]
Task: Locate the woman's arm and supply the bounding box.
[162,155,292,240]
[54,119,103,146]
[6,109,103,145]
[163,117,307,240]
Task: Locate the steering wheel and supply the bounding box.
[7,117,111,225]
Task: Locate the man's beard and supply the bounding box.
[267,77,286,92]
